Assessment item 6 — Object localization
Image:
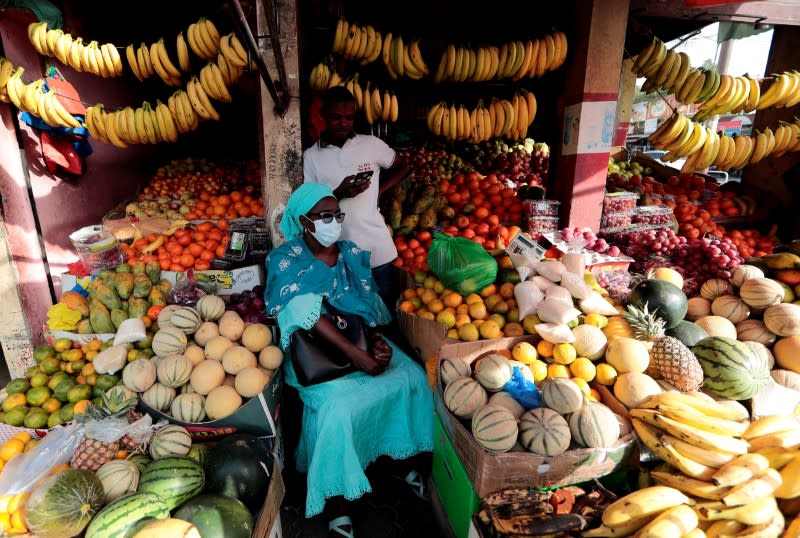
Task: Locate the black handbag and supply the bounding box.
[290,300,368,386]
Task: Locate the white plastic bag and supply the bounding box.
[534,260,567,282]
[514,281,545,319]
[113,318,146,346]
[537,298,581,324]
[84,413,155,445]
[560,272,591,300]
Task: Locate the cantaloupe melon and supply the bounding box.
[240,323,272,353]
[205,385,243,420]
[183,344,206,366]
[541,378,583,414]
[730,264,765,288]
[773,336,800,373]
[613,372,661,408]
[258,345,283,370]
[204,336,234,361]
[735,319,777,346]
[440,358,472,385]
[142,383,176,412]
[488,391,525,419]
[772,369,800,391]
[739,278,785,309]
[471,405,518,453]
[763,303,800,337]
[571,324,607,360]
[569,400,620,448]
[744,341,774,370]
[218,311,245,341]
[700,279,734,302]
[193,322,220,347]
[711,295,750,324]
[221,346,257,375]
[518,408,570,456]
[189,360,226,395]
[686,297,712,321]
[234,367,270,397]
[122,358,157,393]
[474,354,512,392]
[196,295,226,321]
[443,377,487,419]
[157,355,193,388]
[694,316,737,339]
[605,337,650,374]
[171,393,206,423]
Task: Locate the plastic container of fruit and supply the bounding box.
[603,192,639,213]
[632,205,674,226]
[600,210,633,229]
[526,216,560,233]
[522,199,561,217]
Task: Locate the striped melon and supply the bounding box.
[541,377,583,415]
[152,326,188,357]
[141,382,176,412]
[772,368,800,391]
[711,295,750,324]
[735,319,777,346]
[763,303,800,337]
[739,278,785,309]
[84,491,169,538]
[731,264,765,288]
[171,393,206,423]
[440,358,471,385]
[692,336,771,400]
[158,305,183,326]
[488,391,525,419]
[24,469,105,538]
[96,459,140,503]
[171,306,202,335]
[443,377,487,419]
[686,297,712,321]
[519,408,570,456]
[474,354,513,392]
[149,424,192,459]
[569,400,620,448]
[122,358,157,393]
[700,279,734,302]
[138,456,205,511]
[471,404,518,453]
[196,294,226,321]
[157,354,193,388]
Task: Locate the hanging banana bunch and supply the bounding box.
[4,67,82,129]
[309,61,337,94]
[344,73,364,109]
[0,57,17,103]
[381,33,429,80]
[28,21,123,77]
[426,90,536,142]
[361,82,397,125]
[331,18,383,66]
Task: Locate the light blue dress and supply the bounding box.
[264,238,433,517]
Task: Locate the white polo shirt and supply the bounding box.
[303,134,398,268]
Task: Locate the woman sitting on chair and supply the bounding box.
[264,183,433,538]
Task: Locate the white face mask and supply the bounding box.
[306,217,342,247]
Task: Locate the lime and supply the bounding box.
[54,379,77,402]
[33,344,56,362]
[26,386,51,407]
[5,379,30,395]
[29,372,50,388]
[47,371,71,391]
[4,407,27,426]
[95,374,119,392]
[60,402,75,422]
[2,393,27,412]
[23,409,49,429]
[47,411,64,429]
[39,357,62,375]
[67,384,93,403]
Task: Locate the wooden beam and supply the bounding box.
[630,0,800,27]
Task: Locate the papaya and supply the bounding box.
[132,273,153,299]
[33,344,55,363]
[156,279,172,296]
[419,208,437,230]
[391,186,406,202]
[131,261,146,275]
[98,269,115,281]
[148,287,167,306]
[389,200,402,229]
[60,291,89,318]
[115,263,131,273]
[111,308,129,329]
[115,271,135,299]
[399,214,419,232]
[102,272,118,290]
[145,261,161,284]
[89,303,115,333]
[76,319,94,334]
[432,195,448,212]
[121,300,129,311]
[93,281,122,310]
[412,194,435,215]
[128,297,149,319]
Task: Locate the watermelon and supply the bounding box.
[692,336,771,400]
[174,494,254,538]
[127,454,152,474]
[24,469,105,538]
[138,456,205,510]
[628,279,688,329]
[85,491,169,538]
[665,320,708,348]
[205,434,273,512]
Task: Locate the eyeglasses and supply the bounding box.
[306,211,345,223]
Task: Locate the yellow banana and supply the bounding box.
[744,416,800,440]
[662,432,737,468]
[141,103,157,144]
[104,110,127,148]
[601,485,691,528]
[775,453,800,498]
[722,468,782,506]
[125,44,143,81]
[695,495,778,526]
[712,454,770,488]
[635,503,698,538]
[47,90,81,128]
[8,68,30,110]
[389,92,398,122]
[138,42,153,78]
[53,32,72,65]
[332,18,347,54]
[188,76,219,121]
[633,37,660,75]
[631,409,750,455]
[650,470,729,501]
[157,39,182,80]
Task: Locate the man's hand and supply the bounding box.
[334,175,370,199]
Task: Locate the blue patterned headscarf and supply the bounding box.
[280,183,336,240]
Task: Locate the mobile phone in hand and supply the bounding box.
[354,170,374,183]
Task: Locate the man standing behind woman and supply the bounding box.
[303,86,409,313]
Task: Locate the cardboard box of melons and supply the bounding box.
[435,336,637,497]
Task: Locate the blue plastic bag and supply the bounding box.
[503,366,542,410]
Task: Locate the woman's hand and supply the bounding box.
[370,332,392,368]
[351,348,387,376]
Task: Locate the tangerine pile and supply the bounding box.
[184,191,265,220]
[122,220,231,272]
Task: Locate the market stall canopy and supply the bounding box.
[631,0,800,27]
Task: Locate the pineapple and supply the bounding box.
[70,391,138,472]
[623,304,704,392]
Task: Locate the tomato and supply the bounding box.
[147,305,164,321]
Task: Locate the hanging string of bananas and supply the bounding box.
[633,36,800,116]
[1,60,82,129]
[26,19,248,89]
[308,64,398,125]
[427,90,536,142]
[649,111,800,173]
[331,19,383,66]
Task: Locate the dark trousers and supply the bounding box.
[371,262,399,316]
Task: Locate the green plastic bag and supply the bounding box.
[427,232,498,295]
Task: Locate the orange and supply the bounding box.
[503,322,524,337]
[536,340,554,358]
[480,284,497,298]
[443,292,463,309]
[498,283,516,300]
[464,293,483,305]
[0,439,25,462]
[399,301,415,314]
[11,432,31,444]
[570,358,597,382]
[547,363,570,379]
